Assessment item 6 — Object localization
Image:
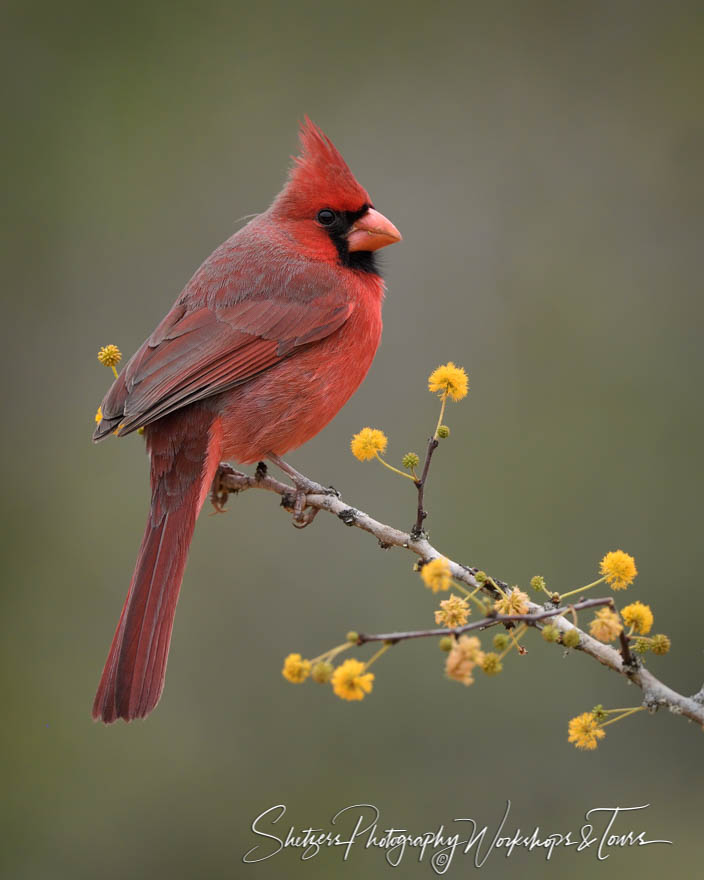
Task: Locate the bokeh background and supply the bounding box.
[2,1,703,877]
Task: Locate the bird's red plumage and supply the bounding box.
[92,119,397,722]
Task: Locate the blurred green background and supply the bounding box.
[2,1,703,877]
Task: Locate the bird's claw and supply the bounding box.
[279,485,321,529]
[210,462,237,513]
[265,453,337,527]
[291,492,320,529]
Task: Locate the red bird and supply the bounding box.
[92,119,401,723]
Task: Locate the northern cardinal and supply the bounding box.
[92,119,401,723]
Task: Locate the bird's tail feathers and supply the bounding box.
[92,410,222,723]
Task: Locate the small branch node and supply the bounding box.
[337,507,357,526]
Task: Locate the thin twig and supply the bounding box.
[412,436,439,539]
[218,466,704,728]
[355,597,614,644]
[618,629,635,668]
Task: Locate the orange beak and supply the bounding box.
[347,207,402,252]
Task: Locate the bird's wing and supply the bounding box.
[94,261,353,439]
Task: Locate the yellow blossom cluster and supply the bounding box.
[568,712,605,750]
[421,557,452,593]
[350,427,388,461]
[435,594,470,628]
[282,653,375,701]
[350,360,468,474]
[281,653,311,683]
[568,705,644,750]
[599,550,637,590]
[589,607,623,642]
[494,587,529,616]
[445,635,485,686]
[428,362,469,401]
[620,601,653,635]
[97,344,122,368]
[331,658,375,701]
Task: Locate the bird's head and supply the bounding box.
[270,117,401,273]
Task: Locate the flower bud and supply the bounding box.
[651,634,671,655]
[402,452,420,470]
[311,661,334,683]
[481,653,503,675]
[562,628,580,648]
[541,624,560,642]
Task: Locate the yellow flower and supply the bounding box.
[620,601,654,635]
[97,344,122,368]
[568,712,606,750]
[599,550,637,590]
[281,653,311,684]
[435,594,470,628]
[331,658,374,701]
[589,607,623,642]
[428,362,469,401]
[421,557,452,593]
[95,405,103,424]
[494,587,530,616]
[445,635,484,685]
[350,427,388,461]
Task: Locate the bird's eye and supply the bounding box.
[316,209,336,226]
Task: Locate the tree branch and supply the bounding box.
[219,467,704,728]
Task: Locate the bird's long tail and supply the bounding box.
[93,408,223,723]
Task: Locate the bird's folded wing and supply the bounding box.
[94,290,354,439]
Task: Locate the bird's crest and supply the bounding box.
[272,117,370,217]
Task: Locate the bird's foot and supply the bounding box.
[267,453,337,528]
[278,487,321,529]
[291,492,320,529]
[210,462,238,513]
